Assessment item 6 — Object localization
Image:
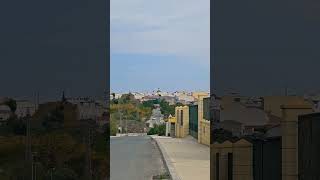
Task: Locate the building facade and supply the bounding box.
[281,104,313,180]
[16,100,36,118]
[175,106,189,138]
[211,137,281,180]
[199,96,210,145]
[298,112,320,180]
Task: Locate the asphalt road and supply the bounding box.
[110,136,167,180]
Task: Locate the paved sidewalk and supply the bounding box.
[151,135,210,180]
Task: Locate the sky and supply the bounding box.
[110,0,210,93]
[212,0,320,96]
[0,0,107,100]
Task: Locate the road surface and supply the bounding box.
[110,135,167,180]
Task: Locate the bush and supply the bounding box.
[147,127,157,135]
[110,118,117,136]
[147,124,166,136]
[157,124,166,136]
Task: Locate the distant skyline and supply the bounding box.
[110,0,210,92]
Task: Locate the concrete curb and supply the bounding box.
[150,136,182,180]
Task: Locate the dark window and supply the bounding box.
[180,110,183,126]
[234,98,240,102]
[228,153,233,180]
[176,110,179,124]
[216,153,220,180]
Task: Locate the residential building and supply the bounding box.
[141,95,159,102]
[211,95,317,180]
[0,105,10,125]
[219,101,271,136]
[191,91,210,100]
[176,94,195,104]
[16,100,36,118]
[263,96,310,117]
[211,135,281,180]
[171,93,210,146]
[110,93,122,100]
[68,97,104,120]
[132,92,145,101]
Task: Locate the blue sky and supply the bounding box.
[111,0,210,92]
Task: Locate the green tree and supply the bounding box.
[4,98,17,115]
[159,100,183,118]
[110,115,118,136]
[119,93,137,104]
[42,107,64,131]
[147,124,166,136]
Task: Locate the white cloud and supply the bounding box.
[111,0,210,63]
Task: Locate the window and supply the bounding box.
[176,110,180,124]
[180,110,183,126]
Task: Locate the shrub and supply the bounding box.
[147,124,166,136]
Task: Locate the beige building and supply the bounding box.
[198,94,210,146]
[211,139,253,180]
[281,104,313,180]
[174,92,211,146]
[211,96,315,180]
[263,96,310,117]
[175,106,189,138]
[191,91,209,100]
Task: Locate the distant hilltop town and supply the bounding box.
[110,89,210,105]
[0,93,107,125]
